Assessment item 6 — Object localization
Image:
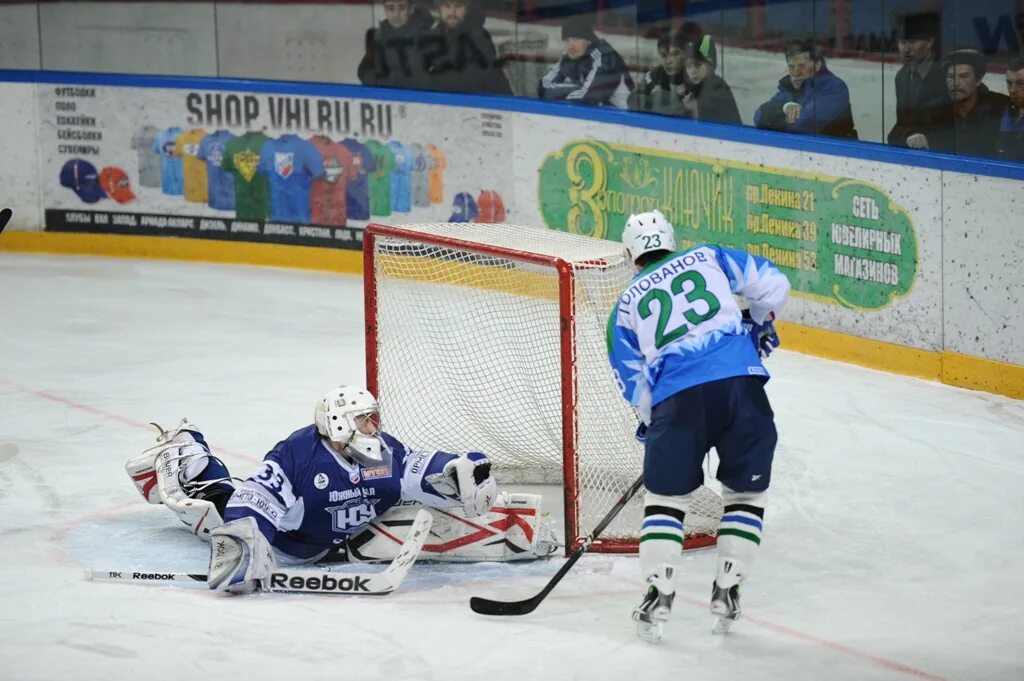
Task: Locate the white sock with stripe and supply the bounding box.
[716,487,767,588]
[640,491,691,584]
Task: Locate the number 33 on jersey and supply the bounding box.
[606,244,790,422]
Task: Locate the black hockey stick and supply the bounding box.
[470,474,644,616]
[89,509,432,595]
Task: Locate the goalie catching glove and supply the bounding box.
[421,452,497,517]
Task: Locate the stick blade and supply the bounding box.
[469,595,540,616]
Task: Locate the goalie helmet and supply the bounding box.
[623,210,676,263]
[314,386,384,465]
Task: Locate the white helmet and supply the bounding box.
[314,386,384,465]
[622,210,676,263]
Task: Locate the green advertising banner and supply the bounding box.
[538,140,919,310]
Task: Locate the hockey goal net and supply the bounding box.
[364,222,721,553]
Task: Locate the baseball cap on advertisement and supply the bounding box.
[474,189,506,223]
[59,159,106,203]
[99,167,136,203]
[449,192,479,222]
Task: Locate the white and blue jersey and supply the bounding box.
[223,425,463,562]
[257,134,326,224]
[197,130,236,211]
[387,140,413,213]
[152,127,184,196]
[606,244,790,423]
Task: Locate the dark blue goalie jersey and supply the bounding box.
[223,425,460,561]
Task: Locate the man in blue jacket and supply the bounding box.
[754,39,858,139]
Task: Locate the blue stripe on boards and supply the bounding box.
[720,514,763,530]
[1,69,1022,182]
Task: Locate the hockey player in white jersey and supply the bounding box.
[126,385,557,594]
[606,210,790,642]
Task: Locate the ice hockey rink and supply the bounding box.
[1,252,1021,681]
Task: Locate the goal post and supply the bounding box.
[363,222,721,553]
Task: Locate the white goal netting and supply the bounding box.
[366,222,721,551]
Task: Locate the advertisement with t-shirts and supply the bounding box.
[41,85,511,249]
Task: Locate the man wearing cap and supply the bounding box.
[887,11,950,148]
[996,57,1024,162]
[680,35,741,125]
[927,49,1008,157]
[538,15,634,109]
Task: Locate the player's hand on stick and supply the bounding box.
[635,422,648,443]
[742,309,780,358]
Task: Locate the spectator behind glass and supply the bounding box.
[361,0,434,90]
[996,58,1024,162]
[628,24,702,116]
[753,39,858,139]
[422,0,512,95]
[357,28,377,85]
[888,11,950,148]
[680,36,741,125]
[926,49,1008,157]
[538,15,635,109]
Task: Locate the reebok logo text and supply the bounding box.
[269,573,371,593]
[132,572,176,580]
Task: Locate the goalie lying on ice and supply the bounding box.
[125,385,558,593]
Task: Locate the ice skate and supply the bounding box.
[632,565,675,643]
[710,581,741,634]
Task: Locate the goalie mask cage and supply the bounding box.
[364,222,721,553]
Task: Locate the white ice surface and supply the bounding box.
[1,253,1022,681]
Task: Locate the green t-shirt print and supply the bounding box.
[365,139,395,217]
[221,132,271,220]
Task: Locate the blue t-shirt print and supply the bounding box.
[198,130,236,210]
[387,140,413,213]
[152,127,184,195]
[257,135,326,223]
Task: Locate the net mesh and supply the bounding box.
[367,222,721,551]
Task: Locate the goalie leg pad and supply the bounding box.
[208,516,277,594]
[125,449,162,505]
[345,493,559,563]
[126,419,230,539]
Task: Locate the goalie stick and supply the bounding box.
[87,508,432,595]
[470,475,644,616]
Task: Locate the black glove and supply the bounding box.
[635,422,648,443]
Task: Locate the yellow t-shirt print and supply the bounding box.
[234,150,260,183]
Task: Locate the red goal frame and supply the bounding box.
[364,223,717,554]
